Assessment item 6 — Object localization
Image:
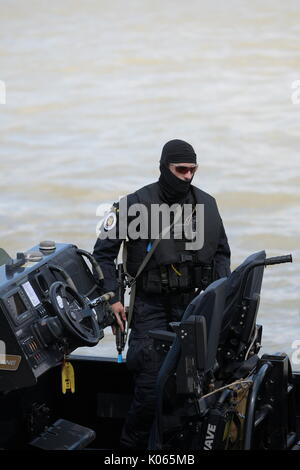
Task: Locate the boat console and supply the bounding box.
[0,242,114,393]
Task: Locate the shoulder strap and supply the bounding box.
[123,236,161,333]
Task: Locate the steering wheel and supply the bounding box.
[49,281,101,346]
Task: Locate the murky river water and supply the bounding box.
[0,0,299,367]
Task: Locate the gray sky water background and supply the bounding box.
[0,0,299,367]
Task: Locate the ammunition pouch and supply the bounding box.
[139,262,215,295]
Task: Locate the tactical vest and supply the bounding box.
[125,182,223,294]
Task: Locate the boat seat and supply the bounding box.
[149,250,267,450]
[148,277,228,449]
[217,250,266,375]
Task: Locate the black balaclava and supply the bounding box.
[158,139,197,203]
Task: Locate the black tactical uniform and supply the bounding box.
[93,140,231,449]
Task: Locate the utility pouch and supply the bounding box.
[167,266,179,290]
[164,263,192,292]
[177,264,191,290]
[141,264,193,294]
[193,265,203,288]
[201,264,215,290]
[192,263,214,290]
[141,268,163,294]
[160,266,169,291]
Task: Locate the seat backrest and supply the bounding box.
[182,277,228,372]
[218,250,266,364]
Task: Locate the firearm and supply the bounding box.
[116,263,127,363]
[89,265,127,362]
[89,291,115,328]
[89,289,126,362]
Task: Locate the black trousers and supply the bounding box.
[120,291,194,449]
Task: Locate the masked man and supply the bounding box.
[93,139,231,448]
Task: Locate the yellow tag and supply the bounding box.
[61,361,75,394]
